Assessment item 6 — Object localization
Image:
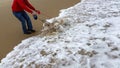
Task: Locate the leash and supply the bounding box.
[41,12,52,18]
[33,11,53,23]
[33,14,46,23]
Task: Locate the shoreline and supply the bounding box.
[0,0,80,60]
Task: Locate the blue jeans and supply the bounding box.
[13,11,33,33]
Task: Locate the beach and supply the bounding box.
[0,0,80,60]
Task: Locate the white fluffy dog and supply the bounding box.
[40,18,65,35]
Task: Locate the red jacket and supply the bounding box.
[12,0,35,13]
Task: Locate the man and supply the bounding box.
[12,0,40,34]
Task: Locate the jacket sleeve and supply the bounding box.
[17,0,33,13]
[25,0,36,11]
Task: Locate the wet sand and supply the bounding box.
[0,0,80,61]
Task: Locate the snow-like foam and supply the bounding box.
[1,0,120,68]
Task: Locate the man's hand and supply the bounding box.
[35,10,40,14]
[32,11,38,20]
[32,11,37,15]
